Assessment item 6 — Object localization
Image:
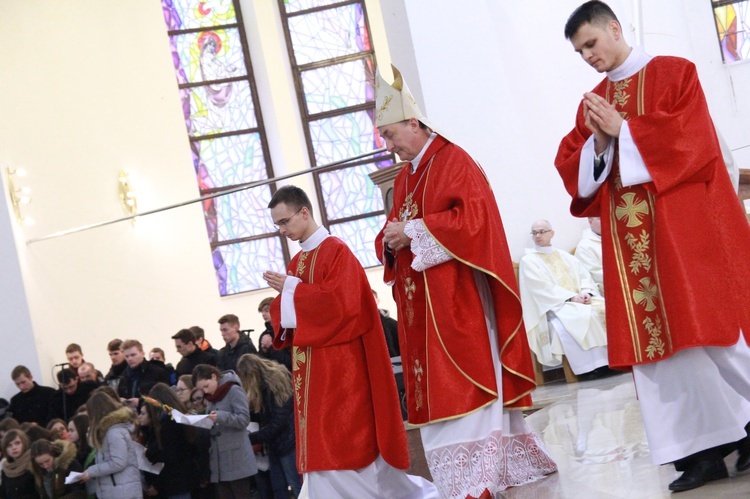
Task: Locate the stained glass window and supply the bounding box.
[279,0,394,267]
[162,0,288,295]
[712,0,750,62]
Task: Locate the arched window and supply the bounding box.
[277,0,395,267]
[161,0,288,295]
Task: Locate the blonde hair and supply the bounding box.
[236,354,292,413]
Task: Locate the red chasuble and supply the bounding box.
[375,135,536,426]
[271,236,409,473]
[556,56,750,368]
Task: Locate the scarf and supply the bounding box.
[3,450,31,478]
[204,381,235,403]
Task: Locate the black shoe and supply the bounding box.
[737,422,750,472]
[668,459,728,492]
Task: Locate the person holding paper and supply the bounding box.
[29,438,86,499]
[141,383,200,498]
[79,392,143,498]
[192,365,257,498]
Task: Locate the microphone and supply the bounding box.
[54,362,70,367]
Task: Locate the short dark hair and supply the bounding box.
[564,1,619,40]
[268,185,314,216]
[11,366,31,380]
[258,297,274,312]
[189,326,205,340]
[218,314,239,327]
[107,339,123,352]
[65,343,82,355]
[56,368,78,384]
[172,328,197,344]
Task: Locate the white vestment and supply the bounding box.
[419,271,556,498]
[574,228,604,296]
[519,247,608,374]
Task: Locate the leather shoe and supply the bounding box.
[737,423,750,472]
[668,459,728,492]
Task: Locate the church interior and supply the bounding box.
[1,1,749,497]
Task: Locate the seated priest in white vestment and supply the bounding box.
[519,219,610,376]
[575,217,604,295]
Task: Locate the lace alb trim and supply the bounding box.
[426,429,557,498]
[405,219,452,272]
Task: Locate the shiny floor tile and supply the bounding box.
[504,374,750,498]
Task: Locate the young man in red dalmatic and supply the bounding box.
[262,185,438,498]
[556,1,750,493]
[374,65,557,498]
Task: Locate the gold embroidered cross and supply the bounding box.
[615,192,649,227]
[404,278,416,299]
[413,359,423,381]
[633,277,658,312]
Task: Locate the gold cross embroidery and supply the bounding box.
[615,192,649,227]
[633,277,658,312]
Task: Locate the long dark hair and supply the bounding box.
[70,414,91,457]
[146,383,194,448]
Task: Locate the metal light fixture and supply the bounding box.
[118,170,138,224]
[6,167,34,226]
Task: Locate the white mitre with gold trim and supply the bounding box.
[375,65,434,130]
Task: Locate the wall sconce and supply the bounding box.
[6,167,34,226]
[118,170,138,223]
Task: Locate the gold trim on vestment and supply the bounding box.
[418,153,537,408]
[406,396,498,428]
[606,66,672,364]
[292,245,321,472]
[424,272,498,397]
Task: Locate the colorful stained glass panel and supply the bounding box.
[282,0,342,14]
[196,133,268,188]
[301,56,374,115]
[308,110,378,165]
[185,80,257,137]
[172,28,247,85]
[713,1,750,62]
[164,0,237,30]
[213,237,286,295]
[319,163,383,219]
[329,215,385,268]
[287,3,368,65]
[214,186,277,240]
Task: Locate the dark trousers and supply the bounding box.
[215,477,253,499]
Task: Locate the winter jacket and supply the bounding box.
[143,414,200,495]
[248,380,295,458]
[86,407,143,499]
[116,360,171,400]
[216,334,257,372]
[206,371,257,483]
[32,440,86,499]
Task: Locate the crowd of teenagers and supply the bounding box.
[0,305,300,499]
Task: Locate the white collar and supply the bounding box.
[300,226,329,251]
[583,227,602,242]
[410,132,438,173]
[608,46,653,82]
[532,245,555,254]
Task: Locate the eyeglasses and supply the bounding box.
[272,208,303,230]
[530,230,551,236]
[175,387,188,393]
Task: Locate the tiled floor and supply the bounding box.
[503,373,750,498]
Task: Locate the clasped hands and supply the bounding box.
[383,219,410,253]
[583,92,623,154]
[569,293,593,305]
[263,270,291,292]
